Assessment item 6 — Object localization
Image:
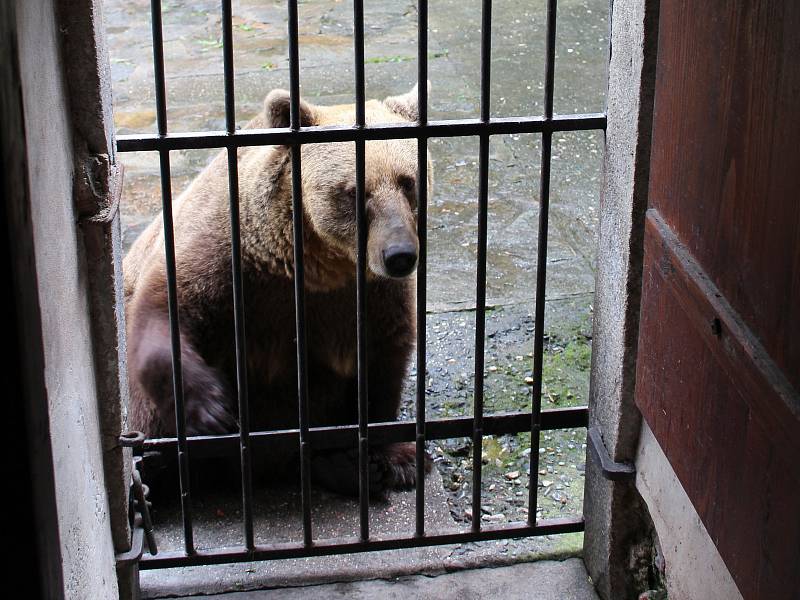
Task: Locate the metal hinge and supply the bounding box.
[116,432,158,568]
[587,426,636,481]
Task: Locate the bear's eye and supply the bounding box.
[398,175,416,196]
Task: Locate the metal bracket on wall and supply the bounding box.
[587,426,636,481]
[76,161,124,225]
[116,431,158,569]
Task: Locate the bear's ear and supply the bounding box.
[383,81,431,122]
[264,89,317,129]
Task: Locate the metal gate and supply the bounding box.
[115,0,606,569]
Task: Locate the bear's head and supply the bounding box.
[264,84,432,281]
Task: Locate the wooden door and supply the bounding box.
[634,1,800,597]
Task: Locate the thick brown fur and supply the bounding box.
[124,85,433,496]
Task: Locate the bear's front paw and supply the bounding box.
[183,384,238,436]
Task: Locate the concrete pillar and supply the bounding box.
[55,2,134,592]
[582,0,661,598]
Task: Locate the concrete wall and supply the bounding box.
[57,0,133,577]
[15,0,119,597]
[583,0,659,595]
[635,424,741,600]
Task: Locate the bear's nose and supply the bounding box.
[382,243,418,278]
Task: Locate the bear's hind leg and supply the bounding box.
[129,308,238,437]
[310,443,431,500]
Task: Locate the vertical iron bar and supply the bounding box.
[414,0,429,538]
[287,0,313,547]
[353,0,370,543]
[471,0,492,534]
[221,0,254,551]
[150,0,194,555]
[528,0,557,525]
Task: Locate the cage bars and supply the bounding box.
[123,0,604,569]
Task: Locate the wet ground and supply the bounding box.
[103,0,608,588]
[410,302,591,527]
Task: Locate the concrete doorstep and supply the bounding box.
[170,559,599,599]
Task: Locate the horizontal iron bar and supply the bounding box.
[139,516,584,568]
[116,114,606,152]
[143,407,588,458]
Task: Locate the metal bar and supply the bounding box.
[471,135,488,533]
[116,114,607,152]
[150,0,195,555]
[143,407,589,456]
[479,0,492,125]
[287,0,313,547]
[150,0,168,136]
[353,0,370,543]
[414,0,429,538]
[221,0,254,552]
[528,0,558,526]
[587,427,636,481]
[221,0,237,131]
[543,0,557,121]
[470,0,492,535]
[140,516,584,568]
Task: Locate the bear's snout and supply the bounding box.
[382,242,418,278]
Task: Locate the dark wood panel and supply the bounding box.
[648,0,800,390]
[636,211,800,599]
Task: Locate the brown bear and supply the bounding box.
[123,84,431,497]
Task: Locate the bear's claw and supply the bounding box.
[310,443,430,500]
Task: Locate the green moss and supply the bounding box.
[196,37,223,50]
[544,532,584,558]
[479,331,592,412]
[562,338,592,371]
[511,532,585,563]
[541,335,592,407]
[481,436,508,467]
[365,50,449,64]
